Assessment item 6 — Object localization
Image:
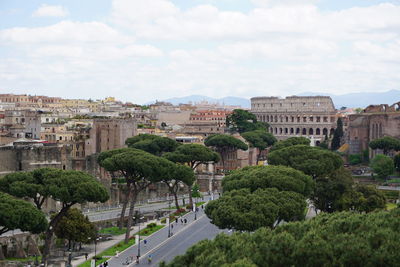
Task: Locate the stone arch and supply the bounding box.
[309,128,314,135]
[290,128,294,134]
[330,128,335,136]
[296,128,300,134]
[279,128,283,134]
[285,128,288,134]
[275,128,278,134]
[316,128,321,135]
[274,116,278,122]
[323,128,328,136]
[316,141,321,146]
[302,128,307,135]
[285,116,289,122]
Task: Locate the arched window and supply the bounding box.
[296,128,300,134]
[309,128,314,135]
[275,128,278,134]
[302,128,307,135]
[316,128,321,135]
[280,128,283,134]
[285,128,288,134]
[290,128,294,134]
[323,128,328,136]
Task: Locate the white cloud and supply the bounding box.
[1,0,400,104]
[32,4,69,18]
[0,21,134,44]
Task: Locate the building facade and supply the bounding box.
[251,96,337,144]
[347,102,400,157]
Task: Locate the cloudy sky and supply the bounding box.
[1,0,400,104]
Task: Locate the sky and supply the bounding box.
[1,0,400,104]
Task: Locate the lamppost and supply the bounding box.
[136,209,142,258]
[168,193,171,238]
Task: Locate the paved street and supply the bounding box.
[86,195,214,222]
[105,207,226,267]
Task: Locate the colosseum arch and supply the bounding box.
[309,128,314,135]
[316,128,321,135]
[296,128,300,134]
[302,128,307,135]
[290,128,294,134]
[285,128,288,134]
[323,128,328,136]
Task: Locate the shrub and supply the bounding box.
[147,223,157,228]
[160,218,166,224]
[349,154,362,165]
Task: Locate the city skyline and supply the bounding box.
[1,0,400,104]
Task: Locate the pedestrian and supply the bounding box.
[144,239,147,247]
[99,263,104,267]
[201,205,204,210]
[180,218,183,224]
[84,252,88,261]
[196,207,199,212]
[175,218,178,223]
[148,254,152,264]
[184,218,187,224]
[171,224,174,229]
[136,255,140,264]
[104,261,108,267]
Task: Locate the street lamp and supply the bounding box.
[168,193,172,238]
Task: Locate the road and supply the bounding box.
[106,203,226,266]
[86,195,215,222]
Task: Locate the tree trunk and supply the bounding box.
[173,190,180,210]
[124,190,138,244]
[42,206,70,266]
[118,184,131,230]
[188,184,193,208]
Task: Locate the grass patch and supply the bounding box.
[196,202,205,207]
[99,226,126,236]
[2,256,41,263]
[386,203,398,210]
[138,225,164,236]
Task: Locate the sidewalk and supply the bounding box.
[71,219,158,266]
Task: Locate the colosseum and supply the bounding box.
[250,96,337,145]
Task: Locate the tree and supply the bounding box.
[125,134,179,156]
[161,163,195,210]
[241,130,277,163]
[164,209,400,266]
[311,167,354,213]
[370,154,394,179]
[0,192,47,235]
[191,183,201,198]
[54,208,96,250]
[337,185,386,213]
[394,154,400,172]
[369,136,400,155]
[348,154,362,165]
[269,137,310,152]
[0,169,109,265]
[222,165,314,197]
[268,145,343,179]
[226,109,267,134]
[204,134,248,172]
[205,188,306,231]
[98,149,171,243]
[331,117,343,150]
[164,144,220,207]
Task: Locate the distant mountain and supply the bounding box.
[146,95,251,108]
[146,90,400,109]
[298,90,400,109]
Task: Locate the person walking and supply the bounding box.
[104,261,108,267]
[144,239,147,247]
[147,254,152,264]
[180,218,183,224]
[184,218,187,224]
[175,218,178,223]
